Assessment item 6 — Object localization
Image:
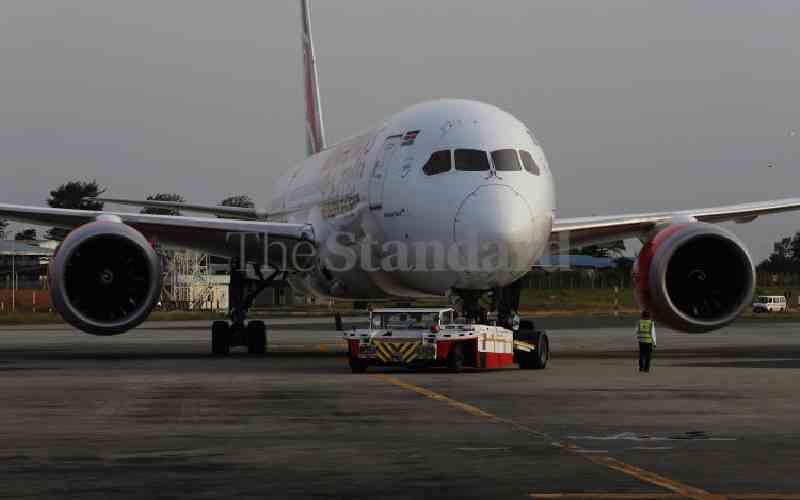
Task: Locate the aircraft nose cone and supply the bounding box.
[452,185,537,284]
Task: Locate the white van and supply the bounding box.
[752,295,787,313]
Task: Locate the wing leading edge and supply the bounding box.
[92,197,269,220]
[551,197,800,249]
[0,202,313,264]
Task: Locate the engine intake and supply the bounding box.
[633,223,754,333]
[50,222,162,336]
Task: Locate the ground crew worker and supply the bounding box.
[511,311,521,332]
[636,311,657,372]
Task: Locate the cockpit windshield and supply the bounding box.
[491,149,522,171]
[454,149,491,171]
[519,150,541,175]
[430,148,537,174]
[371,311,440,330]
[422,150,452,176]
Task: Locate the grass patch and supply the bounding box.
[3,287,800,325]
[521,287,800,317]
[0,312,64,325]
[520,288,637,310]
[0,310,228,326]
[148,311,228,322]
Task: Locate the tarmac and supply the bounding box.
[1,317,799,499]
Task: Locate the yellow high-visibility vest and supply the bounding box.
[638,320,654,344]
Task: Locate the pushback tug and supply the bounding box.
[344,308,549,373]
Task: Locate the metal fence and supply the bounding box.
[523,270,632,290]
[0,289,52,313]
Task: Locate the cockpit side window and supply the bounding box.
[519,150,541,176]
[491,149,522,171]
[454,149,490,171]
[422,150,452,176]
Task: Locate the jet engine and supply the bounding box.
[49,220,162,335]
[633,223,755,333]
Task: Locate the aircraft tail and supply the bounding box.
[300,0,326,156]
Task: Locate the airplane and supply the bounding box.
[2,0,800,355]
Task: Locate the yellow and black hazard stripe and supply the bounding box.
[375,341,422,364]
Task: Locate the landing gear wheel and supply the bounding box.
[349,358,368,373]
[447,343,464,373]
[247,320,267,356]
[517,331,549,370]
[211,321,231,356]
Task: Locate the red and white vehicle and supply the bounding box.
[344,308,549,373]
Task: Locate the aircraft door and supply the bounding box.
[369,135,402,210]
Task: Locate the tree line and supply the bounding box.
[757,232,800,273]
[1,180,254,241]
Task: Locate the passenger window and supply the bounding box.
[491,149,522,171]
[454,149,490,171]
[422,150,452,176]
[519,150,541,176]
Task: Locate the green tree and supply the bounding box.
[217,194,255,221]
[570,240,627,259]
[758,234,800,273]
[45,180,106,240]
[219,194,254,208]
[210,195,255,263]
[141,193,185,216]
[15,228,37,241]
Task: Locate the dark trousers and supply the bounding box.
[639,343,653,372]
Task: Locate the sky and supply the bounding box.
[0,1,798,261]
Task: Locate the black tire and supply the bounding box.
[349,358,368,373]
[517,331,549,370]
[246,320,267,356]
[447,343,464,373]
[211,321,231,356]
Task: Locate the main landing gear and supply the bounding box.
[211,262,282,356]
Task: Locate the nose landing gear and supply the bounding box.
[211,262,282,356]
[454,279,523,330]
[493,279,522,330]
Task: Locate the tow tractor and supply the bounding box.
[344,308,549,373]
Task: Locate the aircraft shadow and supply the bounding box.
[0,350,347,362]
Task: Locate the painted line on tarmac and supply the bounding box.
[585,456,724,500]
[372,374,494,418]
[373,374,723,500]
[529,494,800,500]
[530,494,681,499]
[727,496,800,500]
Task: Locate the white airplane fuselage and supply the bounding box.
[270,99,556,300]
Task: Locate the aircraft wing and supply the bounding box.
[0,202,313,262]
[93,197,269,220]
[551,197,800,248]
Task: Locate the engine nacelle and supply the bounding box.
[49,221,162,336]
[633,223,755,333]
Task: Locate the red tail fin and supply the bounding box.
[300,0,326,156]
